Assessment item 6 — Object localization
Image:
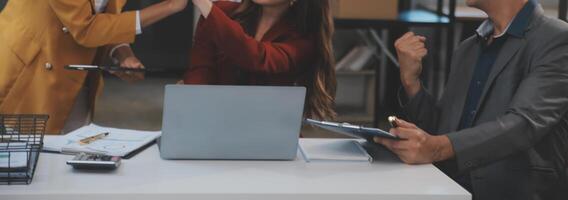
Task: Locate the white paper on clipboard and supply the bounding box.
[43,124,160,157]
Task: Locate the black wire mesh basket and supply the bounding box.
[0,114,49,185]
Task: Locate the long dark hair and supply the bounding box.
[232,0,337,120]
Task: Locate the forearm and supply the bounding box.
[401,76,422,99]
[447,114,534,172]
[140,1,186,28]
[48,0,137,47]
[395,32,427,99]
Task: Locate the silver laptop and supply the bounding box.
[159,85,306,160]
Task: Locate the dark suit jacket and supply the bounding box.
[402,5,568,200]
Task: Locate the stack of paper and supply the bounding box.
[43,124,161,157]
[299,139,372,163]
[0,143,28,169]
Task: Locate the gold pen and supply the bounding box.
[388,116,399,128]
[79,132,109,145]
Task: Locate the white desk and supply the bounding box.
[0,139,470,200]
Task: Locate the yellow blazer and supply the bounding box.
[0,0,136,134]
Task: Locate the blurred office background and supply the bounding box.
[0,0,565,137]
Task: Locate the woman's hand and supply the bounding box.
[121,56,144,69]
[111,56,145,83]
[110,45,145,82]
[191,0,213,18]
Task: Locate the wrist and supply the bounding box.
[429,135,455,162]
[401,77,421,98]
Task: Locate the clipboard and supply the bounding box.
[305,119,401,141]
[42,124,161,159]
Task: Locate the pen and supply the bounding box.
[388,116,399,128]
[79,132,109,145]
[65,65,168,73]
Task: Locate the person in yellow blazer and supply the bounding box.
[0,0,188,134]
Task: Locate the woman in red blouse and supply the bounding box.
[184,0,336,119]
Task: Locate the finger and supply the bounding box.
[374,137,397,149]
[397,35,421,48]
[411,43,425,49]
[400,32,415,40]
[417,36,427,42]
[398,127,419,139]
[132,62,144,69]
[129,60,144,69]
[375,138,411,157]
[395,118,418,128]
[133,62,143,68]
[121,61,135,69]
[415,47,428,52]
[404,37,421,44]
[390,127,420,140]
[404,43,424,51]
[394,137,420,147]
[410,41,426,48]
[417,49,428,57]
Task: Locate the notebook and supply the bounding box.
[299,139,372,163]
[43,124,161,158]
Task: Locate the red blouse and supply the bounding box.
[183,1,316,85]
